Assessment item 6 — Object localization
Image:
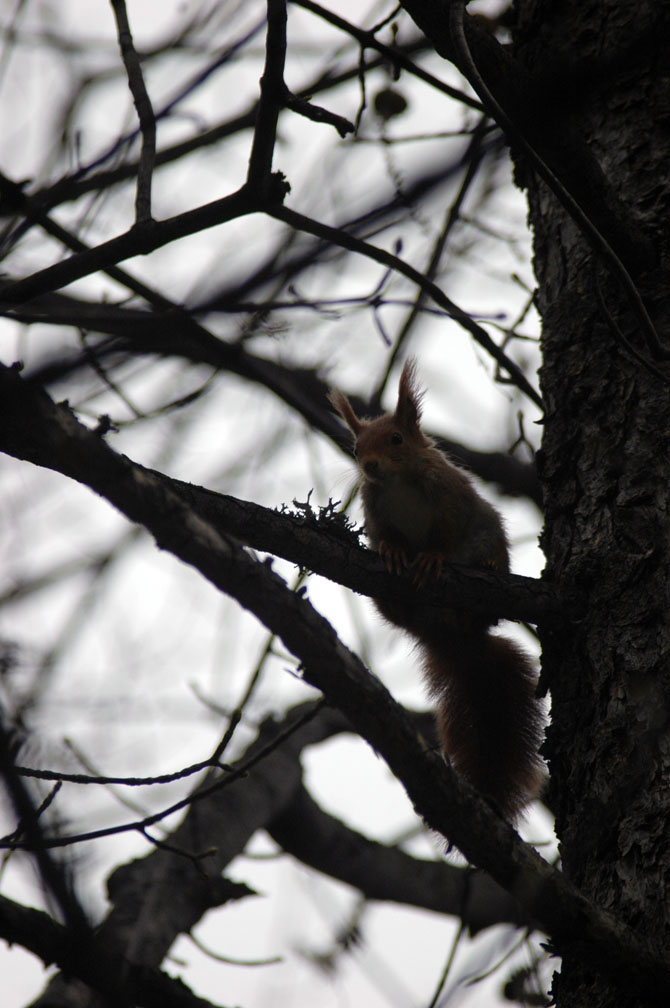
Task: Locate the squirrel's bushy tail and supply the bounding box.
[422,633,544,821]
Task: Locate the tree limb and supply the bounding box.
[247,0,289,196]
[1,362,669,1003]
[0,185,264,306]
[268,779,535,934]
[28,702,346,1006]
[0,362,557,626]
[0,893,228,1008]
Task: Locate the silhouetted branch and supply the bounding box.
[0,893,226,1008]
[0,363,556,626]
[269,202,543,408]
[1,359,669,1003]
[111,0,156,222]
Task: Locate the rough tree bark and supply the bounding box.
[397,0,670,1002]
[513,2,670,1006]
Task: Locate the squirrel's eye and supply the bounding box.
[391,432,403,445]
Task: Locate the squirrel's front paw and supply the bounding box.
[378,540,408,575]
[412,550,444,587]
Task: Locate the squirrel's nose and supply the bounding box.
[364,460,378,476]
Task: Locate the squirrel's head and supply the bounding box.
[329,358,432,483]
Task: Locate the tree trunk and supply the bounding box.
[515,2,670,1004]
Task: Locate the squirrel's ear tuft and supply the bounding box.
[329,387,364,435]
[395,357,424,430]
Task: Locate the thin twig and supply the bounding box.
[269,202,543,409]
[0,719,90,936]
[426,919,465,1008]
[293,0,482,111]
[110,0,156,223]
[376,115,491,405]
[285,92,354,136]
[15,756,231,787]
[2,701,325,852]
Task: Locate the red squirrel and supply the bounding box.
[330,359,544,821]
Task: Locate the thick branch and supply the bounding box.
[0,186,263,306]
[268,780,533,934]
[166,474,558,626]
[0,363,557,626]
[1,363,669,1003]
[0,893,226,1008]
[247,0,288,195]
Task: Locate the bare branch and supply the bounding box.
[1,363,669,1004]
[293,0,483,111]
[110,0,156,223]
[0,893,228,1008]
[0,717,90,937]
[0,363,557,626]
[268,780,534,933]
[285,91,354,136]
[13,35,433,222]
[0,185,259,304]
[269,202,543,408]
